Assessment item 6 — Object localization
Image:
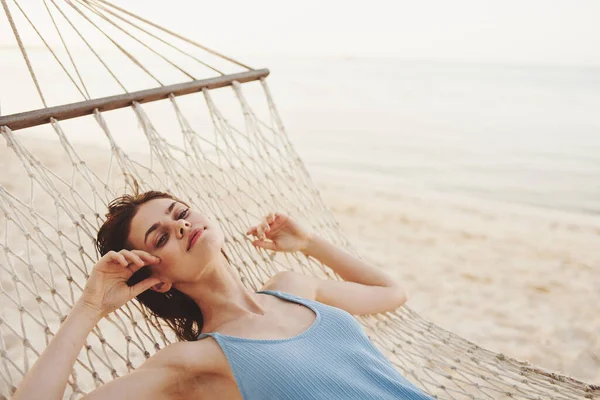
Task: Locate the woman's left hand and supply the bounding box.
[246,212,311,253]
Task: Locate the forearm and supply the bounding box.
[302,234,399,287]
[14,300,102,400]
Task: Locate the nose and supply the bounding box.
[176,219,191,239]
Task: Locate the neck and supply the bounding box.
[175,251,267,332]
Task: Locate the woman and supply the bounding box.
[14,190,433,400]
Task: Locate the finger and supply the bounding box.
[130,277,163,298]
[268,212,285,228]
[131,250,160,265]
[127,261,147,275]
[119,250,144,267]
[257,221,270,235]
[108,251,128,267]
[252,239,276,251]
[249,224,269,238]
[266,213,275,224]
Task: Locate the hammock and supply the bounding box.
[0,1,597,399]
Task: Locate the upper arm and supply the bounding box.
[82,340,219,400]
[82,365,181,400]
[265,271,408,316]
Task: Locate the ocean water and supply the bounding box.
[1,48,599,215]
[261,56,600,216]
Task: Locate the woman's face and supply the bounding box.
[127,198,224,289]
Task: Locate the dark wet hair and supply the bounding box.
[96,190,204,341]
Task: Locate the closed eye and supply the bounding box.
[155,208,190,248]
[178,208,189,219]
[156,233,168,248]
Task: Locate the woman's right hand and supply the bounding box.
[79,250,161,318]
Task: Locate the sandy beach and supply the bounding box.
[0,134,597,393]
[316,173,600,384]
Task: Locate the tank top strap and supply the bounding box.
[197,332,214,340]
[257,289,317,308]
[256,289,301,302]
[197,290,310,340]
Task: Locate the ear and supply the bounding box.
[151,281,172,293]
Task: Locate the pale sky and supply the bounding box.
[2,0,600,66]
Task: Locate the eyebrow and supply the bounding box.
[144,201,177,245]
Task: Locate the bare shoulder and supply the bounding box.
[146,337,226,375]
[83,339,226,400]
[261,271,407,316]
[139,338,232,399]
[260,270,319,300]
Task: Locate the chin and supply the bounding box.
[187,226,224,261]
[193,231,224,254]
[205,228,225,249]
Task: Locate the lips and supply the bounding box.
[187,227,205,251]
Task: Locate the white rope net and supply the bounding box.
[0,1,598,399]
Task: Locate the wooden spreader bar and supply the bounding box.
[0,69,270,131]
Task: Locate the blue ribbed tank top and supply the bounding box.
[197,290,433,399]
